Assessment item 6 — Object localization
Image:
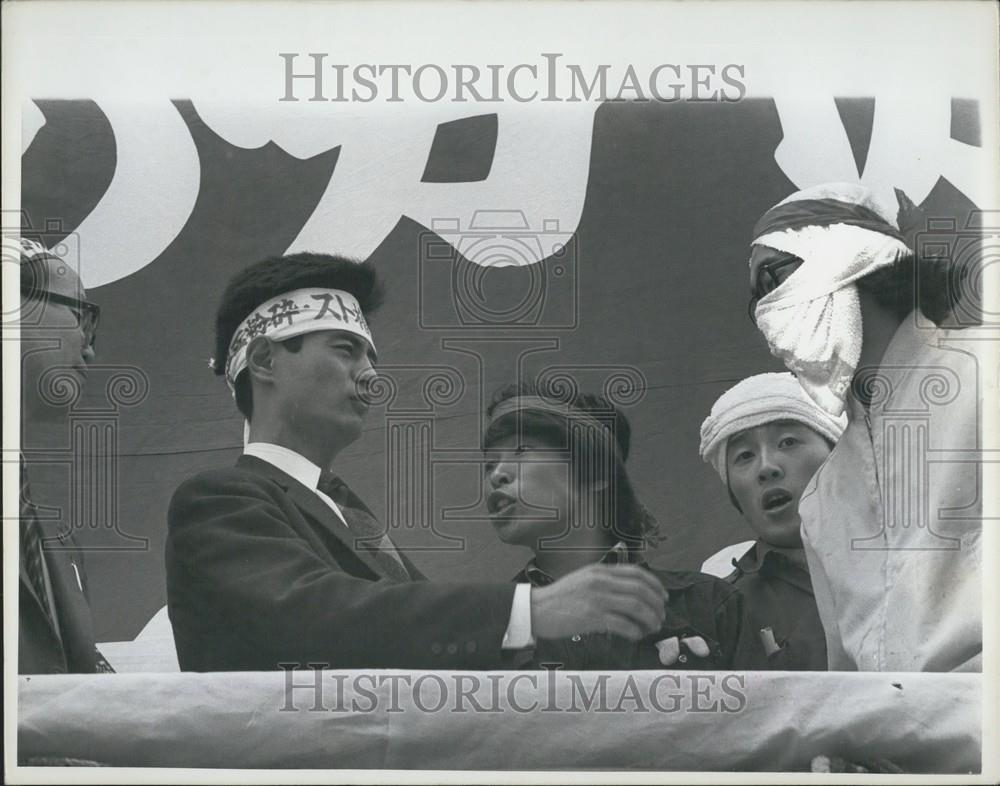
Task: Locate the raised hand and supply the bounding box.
[529,564,668,641]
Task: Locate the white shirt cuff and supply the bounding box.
[501,583,535,649]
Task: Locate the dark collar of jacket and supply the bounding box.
[728,540,814,594]
[515,541,632,587]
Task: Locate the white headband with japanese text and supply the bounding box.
[223,287,375,391]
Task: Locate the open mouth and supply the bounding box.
[761,488,794,513]
[487,491,516,517]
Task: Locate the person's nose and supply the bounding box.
[81,342,96,365]
[489,459,514,489]
[354,366,378,402]
[757,447,784,483]
[354,352,376,378]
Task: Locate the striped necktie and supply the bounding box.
[316,472,411,582]
[20,462,54,626]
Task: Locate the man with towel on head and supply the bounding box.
[745,183,982,672]
[700,372,847,670]
[166,252,669,671]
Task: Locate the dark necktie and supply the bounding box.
[20,462,54,626]
[316,472,411,582]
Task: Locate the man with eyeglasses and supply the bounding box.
[745,183,982,673]
[17,236,113,674]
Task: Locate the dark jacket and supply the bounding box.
[165,454,517,671]
[725,541,828,670]
[508,553,768,670]
[19,525,101,675]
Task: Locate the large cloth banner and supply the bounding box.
[19,97,986,641]
[17,670,981,772]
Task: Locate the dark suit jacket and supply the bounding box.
[165,455,517,671]
[19,526,100,675]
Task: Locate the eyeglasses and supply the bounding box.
[747,253,803,325]
[22,289,101,348]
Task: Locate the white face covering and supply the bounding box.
[752,223,910,417]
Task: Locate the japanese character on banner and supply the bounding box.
[267,298,300,328]
[228,326,249,355]
[311,292,365,328]
[243,312,270,340]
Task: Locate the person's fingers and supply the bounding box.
[682,636,710,658]
[614,565,670,598]
[601,614,644,641]
[598,572,668,617]
[601,588,664,633]
[592,565,667,597]
[655,636,680,665]
[810,755,832,774]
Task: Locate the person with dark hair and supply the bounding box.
[166,252,670,671]
[747,183,982,672]
[482,381,767,670]
[18,237,114,674]
[699,372,847,670]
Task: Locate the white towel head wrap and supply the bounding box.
[699,372,847,487]
[751,183,912,416]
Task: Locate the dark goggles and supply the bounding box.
[747,252,803,326]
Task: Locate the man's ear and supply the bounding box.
[245,337,276,385]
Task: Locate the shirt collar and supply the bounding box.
[521,541,632,587]
[734,540,790,573]
[733,540,812,583]
[244,442,323,491]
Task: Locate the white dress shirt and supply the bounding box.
[244,442,348,526]
[242,442,534,649]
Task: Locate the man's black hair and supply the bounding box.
[858,252,968,326]
[214,252,384,419]
[484,380,659,554]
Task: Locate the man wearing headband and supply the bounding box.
[166,253,669,671]
[700,372,846,670]
[483,382,766,670]
[18,237,113,674]
[746,183,982,672]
